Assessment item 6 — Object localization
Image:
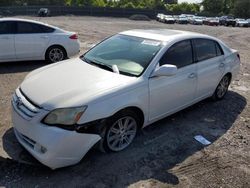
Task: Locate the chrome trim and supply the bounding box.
[12,88,41,120]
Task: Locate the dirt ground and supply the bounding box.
[0,16,250,188]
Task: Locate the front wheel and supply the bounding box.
[102,110,139,152]
[212,75,231,100]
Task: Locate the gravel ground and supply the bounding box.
[0,16,250,188]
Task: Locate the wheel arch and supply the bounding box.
[224,72,232,83]
[112,106,145,129]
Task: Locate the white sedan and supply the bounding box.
[12,29,240,169]
[0,18,80,63]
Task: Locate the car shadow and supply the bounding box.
[0,61,47,74]
[0,91,247,187]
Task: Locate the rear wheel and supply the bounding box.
[102,110,139,152]
[45,46,67,63]
[213,75,231,100]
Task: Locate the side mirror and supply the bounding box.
[151,64,177,77]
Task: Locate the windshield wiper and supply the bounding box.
[81,56,136,77]
[82,56,113,72]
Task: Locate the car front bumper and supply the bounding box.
[11,100,101,169]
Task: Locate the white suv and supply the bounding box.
[12,29,240,169]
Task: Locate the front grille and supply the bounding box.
[12,88,41,120]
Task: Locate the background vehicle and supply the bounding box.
[164,15,175,24]
[190,16,203,25]
[225,16,236,27]
[12,29,240,169]
[0,18,80,63]
[247,19,250,26]
[157,13,165,22]
[207,17,220,26]
[235,18,249,27]
[177,16,188,24]
[38,8,50,17]
[156,13,163,21]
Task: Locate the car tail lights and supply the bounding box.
[69,34,78,40]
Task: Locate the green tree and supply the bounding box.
[202,0,224,14]
[233,0,250,18]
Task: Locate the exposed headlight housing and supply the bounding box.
[43,106,87,128]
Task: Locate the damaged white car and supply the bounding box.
[12,29,240,169]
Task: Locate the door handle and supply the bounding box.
[188,73,196,79]
[219,63,225,68]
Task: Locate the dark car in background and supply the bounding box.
[220,16,236,27]
[38,8,50,17]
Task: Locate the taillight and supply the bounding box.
[69,34,78,40]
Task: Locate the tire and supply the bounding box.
[101,110,139,152]
[45,46,67,63]
[212,75,231,101]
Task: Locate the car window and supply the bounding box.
[0,21,15,34]
[215,42,224,56]
[16,21,54,34]
[193,39,217,62]
[40,25,55,33]
[159,40,193,68]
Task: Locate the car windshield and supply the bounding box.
[82,34,162,76]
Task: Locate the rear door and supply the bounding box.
[15,21,52,60]
[0,21,16,61]
[193,38,225,99]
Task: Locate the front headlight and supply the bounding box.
[43,106,87,126]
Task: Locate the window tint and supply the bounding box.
[215,42,224,56]
[160,40,193,68]
[84,34,162,76]
[39,24,55,33]
[0,21,15,34]
[193,39,217,62]
[17,21,55,34]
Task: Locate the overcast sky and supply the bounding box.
[178,0,202,3]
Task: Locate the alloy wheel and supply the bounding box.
[217,76,230,98]
[106,116,137,152]
[49,48,64,63]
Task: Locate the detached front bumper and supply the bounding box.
[11,96,101,169]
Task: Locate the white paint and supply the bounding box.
[12,29,240,169]
[0,18,80,62]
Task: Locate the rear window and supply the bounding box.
[193,39,218,62]
[215,42,224,56]
[17,21,55,34]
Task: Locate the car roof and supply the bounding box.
[0,18,54,27]
[0,17,63,31]
[120,29,214,43]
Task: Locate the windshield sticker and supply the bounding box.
[142,40,161,46]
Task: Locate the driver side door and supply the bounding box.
[149,40,197,121]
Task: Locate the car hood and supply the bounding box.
[21,58,137,110]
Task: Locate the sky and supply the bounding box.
[178,0,202,3]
